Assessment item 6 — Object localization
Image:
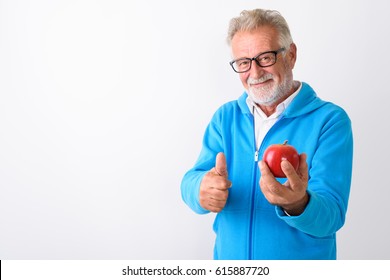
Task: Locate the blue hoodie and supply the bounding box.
[181,82,353,260]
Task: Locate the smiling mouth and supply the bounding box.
[255,79,270,84]
[248,74,274,87]
[250,79,272,87]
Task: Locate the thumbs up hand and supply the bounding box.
[199,152,232,213]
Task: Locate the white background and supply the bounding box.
[0,0,389,260]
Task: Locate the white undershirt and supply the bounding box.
[246,82,302,151]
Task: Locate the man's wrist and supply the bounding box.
[282,192,309,216]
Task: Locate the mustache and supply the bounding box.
[247,74,274,85]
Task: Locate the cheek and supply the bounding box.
[275,61,291,81]
[269,68,284,83]
[239,73,249,87]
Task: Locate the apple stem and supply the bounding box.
[283,140,288,145]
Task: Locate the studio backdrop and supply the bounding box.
[0,0,389,259]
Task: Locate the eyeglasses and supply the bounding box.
[229,47,286,73]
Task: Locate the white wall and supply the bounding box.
[0,0,389,259]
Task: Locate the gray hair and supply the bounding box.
[227,9,293,48]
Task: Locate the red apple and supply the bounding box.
[263,140,299,178]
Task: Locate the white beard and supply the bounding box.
[247,73,293,106]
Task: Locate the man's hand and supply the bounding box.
[199,152,232,213]
[259,153,309,216]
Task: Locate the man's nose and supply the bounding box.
[249,60,265,79]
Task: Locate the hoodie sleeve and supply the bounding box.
[180,108,224,215]
[181,169,210,214]
[276,109,353,237]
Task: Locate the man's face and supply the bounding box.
[231,26,297,106]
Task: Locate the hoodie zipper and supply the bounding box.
[248,108,285,259]
[248,107,258,260]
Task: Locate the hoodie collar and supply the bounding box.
[245,82,302,119]
[238,82,325,118]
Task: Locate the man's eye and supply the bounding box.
[238,60,250,67]
[259,55,272,63]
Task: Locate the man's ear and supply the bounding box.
[287,43,297,69]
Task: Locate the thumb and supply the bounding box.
[215,152,228,177]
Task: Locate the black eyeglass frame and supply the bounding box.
[229,47,286,73]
